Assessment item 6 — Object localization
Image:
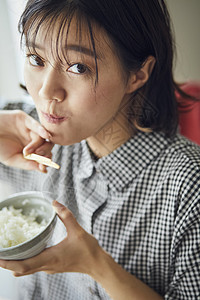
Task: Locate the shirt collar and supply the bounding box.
[79,132,173,191]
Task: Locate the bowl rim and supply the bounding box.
[0,191,57,253]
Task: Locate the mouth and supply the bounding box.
[41,112,69,124]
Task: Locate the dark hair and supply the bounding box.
[18,0,185,136]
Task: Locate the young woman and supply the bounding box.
[0,0,200,299]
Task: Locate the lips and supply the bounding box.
[42,112,69,124]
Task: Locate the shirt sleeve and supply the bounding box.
[1,99,39,119]
[164,163,200,299]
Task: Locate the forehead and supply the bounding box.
[24,13,108,60]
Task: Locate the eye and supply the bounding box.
[26,54,44,67]
[67,63,88,74]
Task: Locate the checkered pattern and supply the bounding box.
[1,102,200,299]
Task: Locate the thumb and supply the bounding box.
[52,200,80,234]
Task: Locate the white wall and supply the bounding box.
[0,0,25,101]
[167,0,200,81]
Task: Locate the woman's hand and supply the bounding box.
[0,201,163,300]
[0,201,102,277]
[0,110,53,172]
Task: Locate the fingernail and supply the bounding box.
[23,147,34,156]
[52,200,64,212]
[36,150,45,156]
[38,127,49,139]
[39,164,47,172]
[52,200,63,207]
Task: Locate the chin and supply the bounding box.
[49,134,82,146]
[49,135,66,146]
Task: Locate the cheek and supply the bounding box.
[95,78,127,112]
[23,64,31,89]
[24,64,39,99]
[72,83,126,136]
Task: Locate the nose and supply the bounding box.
[38,67,66,102]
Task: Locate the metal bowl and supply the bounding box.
[0,191,57,260]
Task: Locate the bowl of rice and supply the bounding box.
[0,191,57,260]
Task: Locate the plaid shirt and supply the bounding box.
[1,102,200,299]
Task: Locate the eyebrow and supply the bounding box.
[26,42,102,59]
[67,44,101,59]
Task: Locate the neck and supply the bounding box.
[87,114,134,158]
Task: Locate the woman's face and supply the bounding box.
[24,17,132,148]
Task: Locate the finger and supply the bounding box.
[23,134,45,156]
[0,259,35,275]
[35,141,54,157]
[52,201,81,235]
[0,248,52,276]
[5,153,46,172]
[23,139,54,157]
[39,163,48,173]
[24,114,51,140]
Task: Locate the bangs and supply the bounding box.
[18,2,99,82]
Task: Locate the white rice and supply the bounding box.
[0,206,47,249]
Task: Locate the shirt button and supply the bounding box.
[88,287,96,295]
[88,286,100,298]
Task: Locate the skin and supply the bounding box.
[0,110,53,172]
[0,17,163,300]
[23,18,155,156]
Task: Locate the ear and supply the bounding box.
[125,56,156,94]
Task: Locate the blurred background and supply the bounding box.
[0,0,200,299]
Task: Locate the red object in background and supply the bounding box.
[176,81,200,145]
